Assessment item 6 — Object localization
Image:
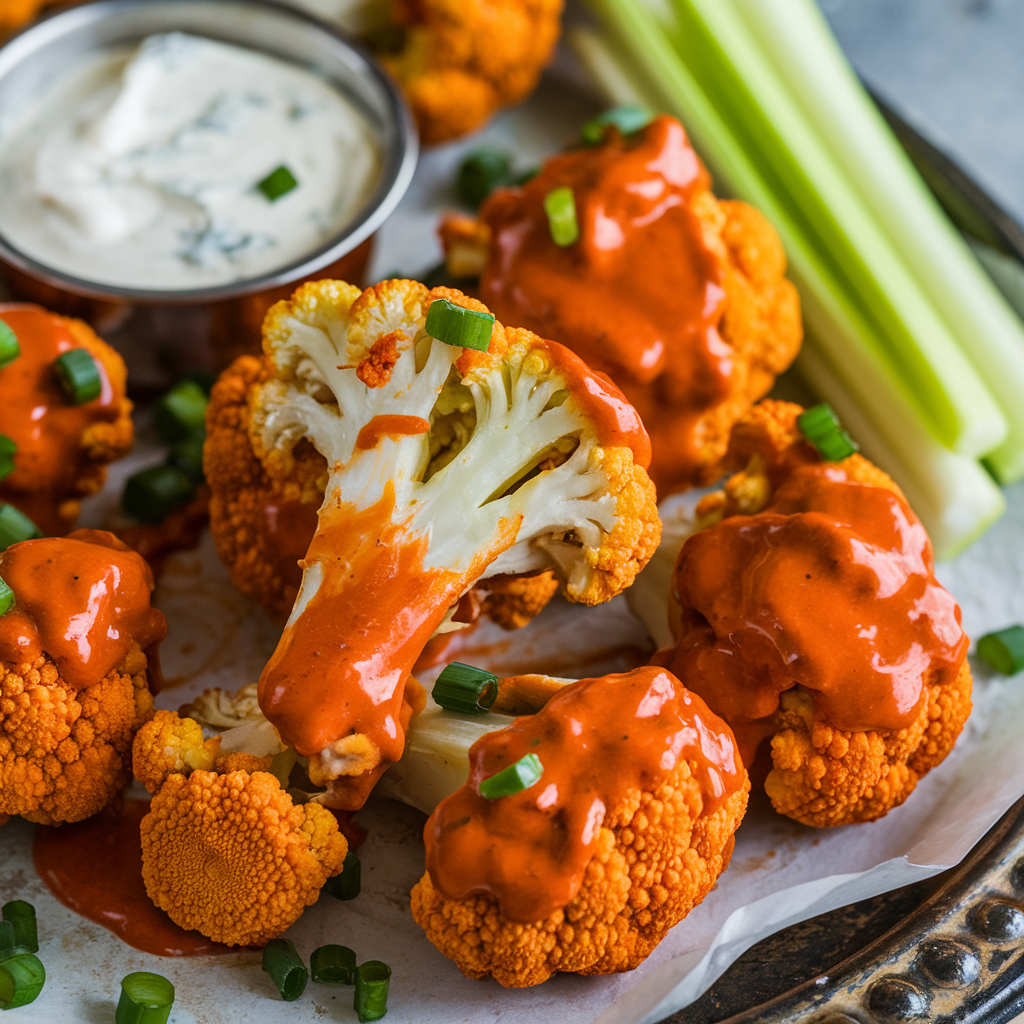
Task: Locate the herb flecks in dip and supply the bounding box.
[0,33,381,290]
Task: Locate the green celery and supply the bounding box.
[728,0,1024,482]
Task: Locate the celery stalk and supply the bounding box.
[728,0,1024,483]
[567,26,663,110]
[663,0,1005,458]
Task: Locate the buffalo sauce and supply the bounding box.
[480,116,728,492]
[258,482,520,759]
[355,415,430,451]
[33,799,234,957]
[424,665,745,923]
[0,529,166,690]
[659,463,968,764]
[0,305,118,533]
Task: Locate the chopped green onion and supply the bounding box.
[0,578,12,617]
[354,961,392,1023]
[323,850,361,901]
[114,971,174,1024]
[797,403,859,462]
[479,753,544,800]
[581,104,653,144]
[154,380,208,443]
[0,436,15,482]
[977,626,1024,676]
[311,944,357,985]
[0,954,44,1009]
[543,186,579,247]
[167,433,206,485]
[258,165,299,202]
[432,662,498,714]
[262,938,307,1001]
[122,465,196,524]
[0,504,43,551]
[0,320,19,369]
[1,902,37,954]
[424,297,495,353]
[0,922,15,957]
[54,348,102,405]
[457,147,512,209]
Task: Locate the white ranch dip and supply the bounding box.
[0,32,381,290]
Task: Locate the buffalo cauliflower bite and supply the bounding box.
[0,0,44,35]
[382,0,563,145]
[0,305,133,536]
[406,666,749,986]
[237,279,657,807]
[448,114,801,494]
[641,401,972,827]
[140,768,347,947]
[0,530,165,825]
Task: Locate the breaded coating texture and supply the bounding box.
[132,708,218,795]
[411,768,748,987]
[477,571,559,630]
[140,769,347,947]
[384,0,563,144]
[663,400,972,827]
[0,644,154,825]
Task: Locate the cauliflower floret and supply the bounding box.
[644,400,972,827]
[475,571,559,630]
[132,709,219,795]
[0,307,133,535]
[213,278,657,806]
[382,0,563,144]
[406,667,749,986]
[0,644,155,825]
[140,769,347,947]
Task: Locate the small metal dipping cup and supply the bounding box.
[0,0,417,381]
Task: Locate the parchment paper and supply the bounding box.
[4,42,1024,1024]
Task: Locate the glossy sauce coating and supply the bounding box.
[0,304,117,532]
[0,529,166,690]
[258,484,519,758]
[424,666,745,923]
[480,116,727,490]
[660,463,967,764]
[33,800,235,956]
[355,414,430,451]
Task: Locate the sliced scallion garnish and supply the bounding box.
[167,433,206,485]
[258,165,299,202]
[0,921,15,957]
[0,435,15,482]
[580,104,653,144]
[354,961,392,1023]
[0,578,12,617]
[977,626,1024,676]
[424,297,494,353]
[54,348,102,405]
[479,753,544,800]
[0,954,44,1009]
[323,850,361,901]
[122,465,196,524]
[0,320,19,368]
[797,403,860,462]
[262,938,308,1001]
[1,902,37,954]
[457,147,512,209]
[154,380,209,443]
[0,504,42,551]
[114,971,174,1024]
[311,944,357,985]
[543,186,579,247]
[432,662,498,714]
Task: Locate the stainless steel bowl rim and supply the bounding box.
[0,0,418,304]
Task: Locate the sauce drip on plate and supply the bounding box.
[0,529,166,690]
[424,666,744,923]
[659,462,968,763]
[33,799,235,957]
[480,116,726,490]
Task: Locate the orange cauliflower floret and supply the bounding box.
[382,0,563,145]
[650,400,972,827]
[0,306,133,536]
[140,769,347,947]
[0,0,45,35]
[461,114,801,495]
[0,644,155,825]
[132,709,219,795]
[409,667,749,986]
